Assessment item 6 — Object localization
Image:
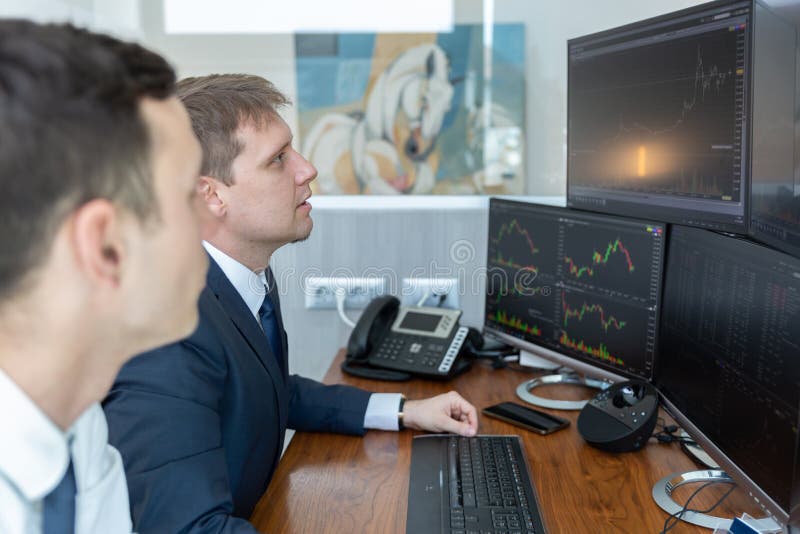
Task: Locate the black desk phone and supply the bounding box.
[342,295,473,381]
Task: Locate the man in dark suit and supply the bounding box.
[103,73,478,533]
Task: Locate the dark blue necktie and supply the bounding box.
[43,457,76,534]
[258,290,285,375]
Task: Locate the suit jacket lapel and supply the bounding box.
[206,259,288,415]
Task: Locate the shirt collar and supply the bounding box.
[0,368,70,501]
[203,241,269,320]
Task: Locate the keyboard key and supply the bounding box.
[463,491,476,507]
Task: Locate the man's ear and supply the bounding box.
[69,199,126,288]
[198,175,227,218]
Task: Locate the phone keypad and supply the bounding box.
[372,334,455,374]
[375,337,404,361]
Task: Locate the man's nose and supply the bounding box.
[296,153,317,185]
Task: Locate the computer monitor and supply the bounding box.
[483,198,666,382]
[656,225,800,527]
[749,0,800,259]
[567,0,753,232]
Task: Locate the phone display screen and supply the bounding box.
[398,311,442,332]
[483,402,569,434]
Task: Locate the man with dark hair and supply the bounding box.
[0,20,209,532]
[103,73,478,533]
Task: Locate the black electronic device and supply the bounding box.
[482,402,570,435]
[577,379,659,453]
[342,295,471,381]
[656,225,800,527]
[406,435,548,533]
[567,0,765,233]
[484,198,666,383]
[748,1,800,258]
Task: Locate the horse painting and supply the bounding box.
[303,43,454,194]
[296,25,526,195]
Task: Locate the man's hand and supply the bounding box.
[402,391,478,436]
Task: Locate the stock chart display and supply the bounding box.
[485,199,665,380]
[558,288,650,370]
[567,0,751,231]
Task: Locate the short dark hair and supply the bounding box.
[176,74,290,185]
[0,20,176,300]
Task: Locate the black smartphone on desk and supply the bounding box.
[483,401,570,435]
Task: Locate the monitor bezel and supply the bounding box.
[484,197,666,383]
[484,326,631,384]
[749,220,800,260]
[565,0,754,234]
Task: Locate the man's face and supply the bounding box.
[223,117,317,252]
[123,97,208,346]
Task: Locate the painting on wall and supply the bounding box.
[295,24,526,195]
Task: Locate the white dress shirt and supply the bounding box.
[0,369,133,533]
[203,242,402,431]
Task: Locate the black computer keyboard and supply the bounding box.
[407,435,547,533]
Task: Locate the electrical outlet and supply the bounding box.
[400,277,459,309]
[304,276,387,309]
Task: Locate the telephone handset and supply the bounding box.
[342,295,472,381]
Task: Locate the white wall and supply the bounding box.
[0,0,142,39]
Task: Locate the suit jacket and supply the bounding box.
[103,258,372,533]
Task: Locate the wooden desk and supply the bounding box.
[251,352,760,533]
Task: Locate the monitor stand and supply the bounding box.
[652,470,782,532]
[515,371,611,411]
[518,350,562,371]
[679,430,719,469]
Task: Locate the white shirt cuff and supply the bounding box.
[363,393,404,431]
